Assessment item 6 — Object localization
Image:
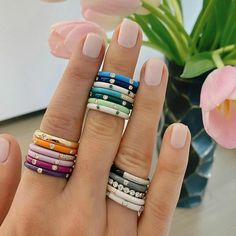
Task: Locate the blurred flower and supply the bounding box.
[200,66,236,149]
[81,0,141,16]
[48,20,106,58]
[82,9,123,31]
[135,0,160,15]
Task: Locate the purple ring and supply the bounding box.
[26,156,73,173]
[29,143,76,161]
[24,162,70,179]
[28,149,75,167]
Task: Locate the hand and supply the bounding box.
[0,19,190,236]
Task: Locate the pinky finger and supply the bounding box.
[138,123,191,236]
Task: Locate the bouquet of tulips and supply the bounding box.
[46,0,236,149]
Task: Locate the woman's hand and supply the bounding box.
[0,19,190,236]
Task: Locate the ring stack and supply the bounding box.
[107,164,150,215]
[24,130,78,179]
[87,71,139,119]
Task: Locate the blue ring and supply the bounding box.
[96,76,138,93]
[98,71,139,88]
[91,87,134,103]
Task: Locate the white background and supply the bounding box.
[0,0,202,121]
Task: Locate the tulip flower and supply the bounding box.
[200,66,236,149]
[81,0,141,16]
[48,20,106,58]
[83,9,123,31]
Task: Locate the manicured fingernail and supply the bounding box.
[0,137,10,163]
[118,19,139,48]
[82,33,103,58]
[144,59,164,86]
[171,124,188,149]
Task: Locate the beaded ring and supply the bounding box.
[33,130,79,148]
[33,137,78,155]
[91,87,134,104]
[107,185,145,205]
[28,150,75,167]
[24,162,70,178]
[96,76,138,93]
[109,172,148,193]
[87,103,130,119]
[89,92,133,110]
[98,71,139,88]
[93,82,135,98]
[29,144,76,161]
[88,98,130,115]
[26,156,73,173]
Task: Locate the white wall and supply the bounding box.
[0,0,202,121]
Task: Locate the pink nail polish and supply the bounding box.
[144,58,164,86]
[118,19,139,48]
[171,124,188,149]
[82,33,103,58]
[0,137,9,163]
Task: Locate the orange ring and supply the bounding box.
[33,137,78,155]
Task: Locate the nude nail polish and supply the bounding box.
[144,58,164,86]
[82,33,103,58]
[118,19,139,48]
[171,124,188,149]
[0,137,9,163]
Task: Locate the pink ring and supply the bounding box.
[29,144,76,161]
[28,150,75,167]
[26,155,73,173]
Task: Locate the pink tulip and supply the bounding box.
[81,0,141,16]
[200,66,236,149]
[83,9,123,31]
[48,20,106,59]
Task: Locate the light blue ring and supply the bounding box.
[98,71,139,88]
[91,87,134,103]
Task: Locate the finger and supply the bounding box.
[66,19,142,229]
[138,124,191,236]
[108,59,168,234]
[22,33,105,194]
[0,134,21,225]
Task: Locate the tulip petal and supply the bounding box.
[202,103,236,149]
[81,0,141,16]
[200,66,236,112]
[83,9,123,31]
[48,20,106,59]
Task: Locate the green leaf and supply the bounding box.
[181,52,216,78]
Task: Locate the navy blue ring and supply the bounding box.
[96,76,138,93]
[89,92,133,110]
[98,71,139,88]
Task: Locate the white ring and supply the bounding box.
[106,192,144,213]
[87,103,130,120]
[107,185,145,206]
[93,82,135,98]
[123,172,150,186]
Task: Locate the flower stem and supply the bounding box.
[212,53,224,68]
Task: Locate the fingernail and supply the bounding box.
[82,33,103,58]
[144,59,164,86]
[118,19,139,48]
[171,124,188,149]
[0,137,10,163]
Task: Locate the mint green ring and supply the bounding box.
[88,98,130,115]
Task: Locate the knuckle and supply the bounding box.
[116,145,151,177]
[85,111,122,142]
[146,197,172,223]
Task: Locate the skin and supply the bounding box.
[0,23,191,236]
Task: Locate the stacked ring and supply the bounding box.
[87,71,139,119]
[107,164,149,215]
[24,130,78,178]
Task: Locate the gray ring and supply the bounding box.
[109,172,148,193]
